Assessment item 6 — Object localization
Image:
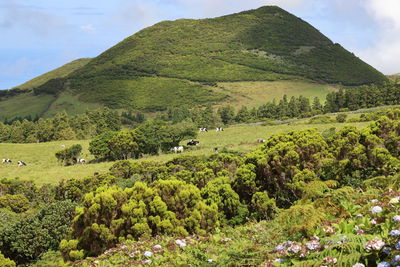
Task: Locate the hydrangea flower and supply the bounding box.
[371,206,383,214]
[377,262,390,267]
[393,215,400,222]
[144,259,152,265]
[322,226,335,235]
[144,251,153,257]
[175,239,187,248]
[391,255,400,265]
[391,230,400,236]
[371,219,377,225]
[390,197,400,204]
[395,241,400,250]
[207,259,213,263]
[153,244,162,250]
[353,264,365,267]
[306,240,321,251]
[287,242,302,254]
[371,199,379,204]
[365,238,385,252]
[323,256,337,264]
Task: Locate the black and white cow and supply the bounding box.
[216,127,224,132]
[199,128,208,132]
[18,161,26,166]
[76,158,86,164]
[2,158,12,163]
[257,138,265,143]
[213,147,219,153]
[187,140,200,146]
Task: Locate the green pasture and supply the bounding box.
[0,120,369,185]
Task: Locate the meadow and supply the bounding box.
[0,118,369,185]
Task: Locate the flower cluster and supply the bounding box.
[365,238,385,252]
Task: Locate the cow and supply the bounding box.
[187,140,200,146]
[17,161,26,166]
[60,145,65,149]
[172,146,184,153]
[257,138,265,143]
[214,147,219,153]
[216,127,224,132]
[199,128,208,132]
[76,158,86,164]
[2,158,12,163]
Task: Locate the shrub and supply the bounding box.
[55,144,82,166]
[336,113,347,123]
[0,194,30,213]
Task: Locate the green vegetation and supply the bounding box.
[1,109,400,265]
[15,58,91,90]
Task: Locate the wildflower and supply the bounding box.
[391,230,400,236]
[355,214,364,218]
[153,244,162,250]
[129,252,136,258]
[144,251,153,257]
[323,226,335,235]
[391,255,400,265]
[371,219,377,225]
[393,215,400,222]
[207,259,213,263]
[365,238,385,252]
[274,258,284,263]
[306,240,321,251]
[274,242,290,252]
[144,259,152,265]
[287,242,302,254]
[390,197,400,204]
[377,262,390,267]
[323,256,337,264]
[371,206,383,214]
[396,241,400,250]
[353,264,365,267]
[371,199,379,204]
[175,239,187,248]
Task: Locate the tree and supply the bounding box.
[108,130,141,160]
[218,106,235,125]
[89,131,117,160]
[312,97,323,112]
[336,113,347,123]
[235,106,251,123]
[55,144,82,166]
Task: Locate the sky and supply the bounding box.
[0,0,399,89]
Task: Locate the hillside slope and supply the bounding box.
[1,6,387,118]
[15,58,91,90]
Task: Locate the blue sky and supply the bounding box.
[0,0,399,89]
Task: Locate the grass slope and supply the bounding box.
[15,58,91,90]
[26,6,386,112]
[215,80,337,108]
[0,117,369,185]
[0,93,55,121]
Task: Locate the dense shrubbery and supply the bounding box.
[55,144,82,166]
[2,109,400,265]
[0,108,121,143]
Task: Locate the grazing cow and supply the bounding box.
[94,172,99,176]
[187,140,200,146]
[199,128,208,132]
[77,158,86,164]
[214,147,219,153]
[60,145,65,149]
[172,146,184,153]
[18,161,26,166]
[2,158,12,163]
[216,127,224,132]
[257,138,265,143]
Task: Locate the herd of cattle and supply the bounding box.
[2,127,267,164]
[2,158,26,166]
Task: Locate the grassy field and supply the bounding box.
[215,80,338,108]
[0,93,55,121]
[0,119,369,185]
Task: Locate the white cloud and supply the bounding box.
[356,0,400,74]
[80,24,96,33]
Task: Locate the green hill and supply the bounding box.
[1,6,387,118]
[15,58,91,90]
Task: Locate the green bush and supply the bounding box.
[0,194,30,213]
[55,144,82,166]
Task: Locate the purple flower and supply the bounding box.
[393,215,400,222]
[371,206,383,214]
[382,247,392,254]
[377,262,390,267]
[391,230,400,236]
[395,241,400,250]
